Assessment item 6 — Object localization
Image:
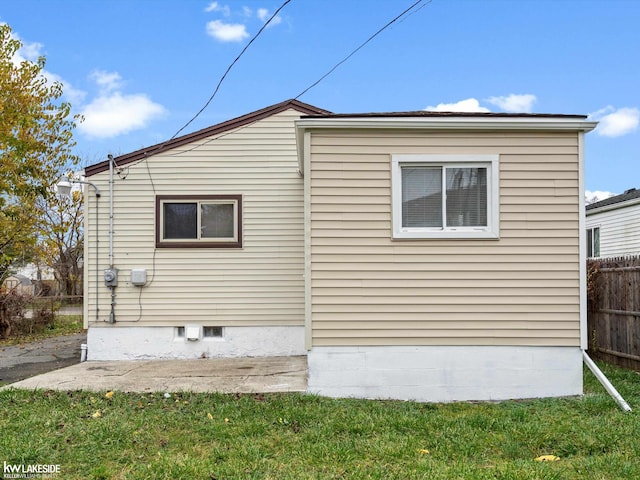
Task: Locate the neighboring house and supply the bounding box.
[17,263,55,282]
[585,188,640,258]
[2,274,35,296]
[83,99,597,402]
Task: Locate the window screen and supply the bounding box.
[446,167,487,227]
[201,203,235,239]
[163,203,197,239]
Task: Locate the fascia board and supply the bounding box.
[295,116,598,175]
[295,117,598,132]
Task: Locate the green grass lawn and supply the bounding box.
[1,362,639,480]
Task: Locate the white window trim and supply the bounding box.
[391,154,500,239]
[587,225,600,258]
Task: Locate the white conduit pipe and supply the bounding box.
[582,350,632,412]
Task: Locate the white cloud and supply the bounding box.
[204,2,230,16]
[78,71,165,138]
[425,98,490,113]
[1,24,43,63]
[242,6,253,17]
[585,190,616,204]
[206,20,249,42]
[78,92,166,138]
[5,26,164,138]
[486,93,537,113]
[45,71,86,104]
[18,39,43,62]
[89,70,124,93]
[589,106,640,137]
[5,27,86,104]
[257,8,282,26]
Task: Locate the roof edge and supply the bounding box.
[586,188,640,214]
[85,99,330,177]
[295,115,598,133]
[302,111,589,119]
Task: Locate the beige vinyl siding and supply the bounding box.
[85,109,305,327]
[308,130,581,347]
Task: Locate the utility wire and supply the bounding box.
[165,0,431,158]
[127,0,429,163]
[134,0,293,162]
[171,0,292,140]
[117,1,292,322]
[294,0,429,100]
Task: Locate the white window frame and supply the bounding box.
[587,226,600,258]
[391,154,500,239]
[157,195,242,248]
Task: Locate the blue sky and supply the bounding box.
[2,0,639,199]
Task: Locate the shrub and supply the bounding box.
[0,292,57,338]
[0,291,31,338]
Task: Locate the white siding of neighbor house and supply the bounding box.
[84,109,305,328]
[307,130,582,347]
[586,201,640,257]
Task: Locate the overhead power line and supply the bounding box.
[127,0,430,164]
[133,0,293,163]
[294,0,429,100]
[170,0,293,140]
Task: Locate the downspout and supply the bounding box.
[108,154,116,324]
[582,351,632,412]
[577,131,630,412]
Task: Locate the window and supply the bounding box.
[587,227,600,257]
[203,326,223,338]
[392,155,499,239]
[156,195,242,248]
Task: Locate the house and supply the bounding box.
[586,188,640,258]
[1,274,35,296]
[83,99,597,402]
[83,100,328,360]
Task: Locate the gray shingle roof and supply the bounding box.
[586,188,640,210]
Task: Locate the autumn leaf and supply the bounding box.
[105,391,114,399]
[207,413,213,420]
[91,410,102,418]
[535,455,560,462]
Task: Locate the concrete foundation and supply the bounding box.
[87,325,306,360]
[307,345,583,402]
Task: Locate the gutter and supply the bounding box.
[295,116,598,133]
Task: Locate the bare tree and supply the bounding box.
[36,187,84,296]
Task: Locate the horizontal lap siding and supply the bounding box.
[85,110,304,326]
[586,205,640,257]
[309,130,581,347]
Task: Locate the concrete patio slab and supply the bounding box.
[1,356,308,393]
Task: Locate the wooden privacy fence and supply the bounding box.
[587,255,640,370]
